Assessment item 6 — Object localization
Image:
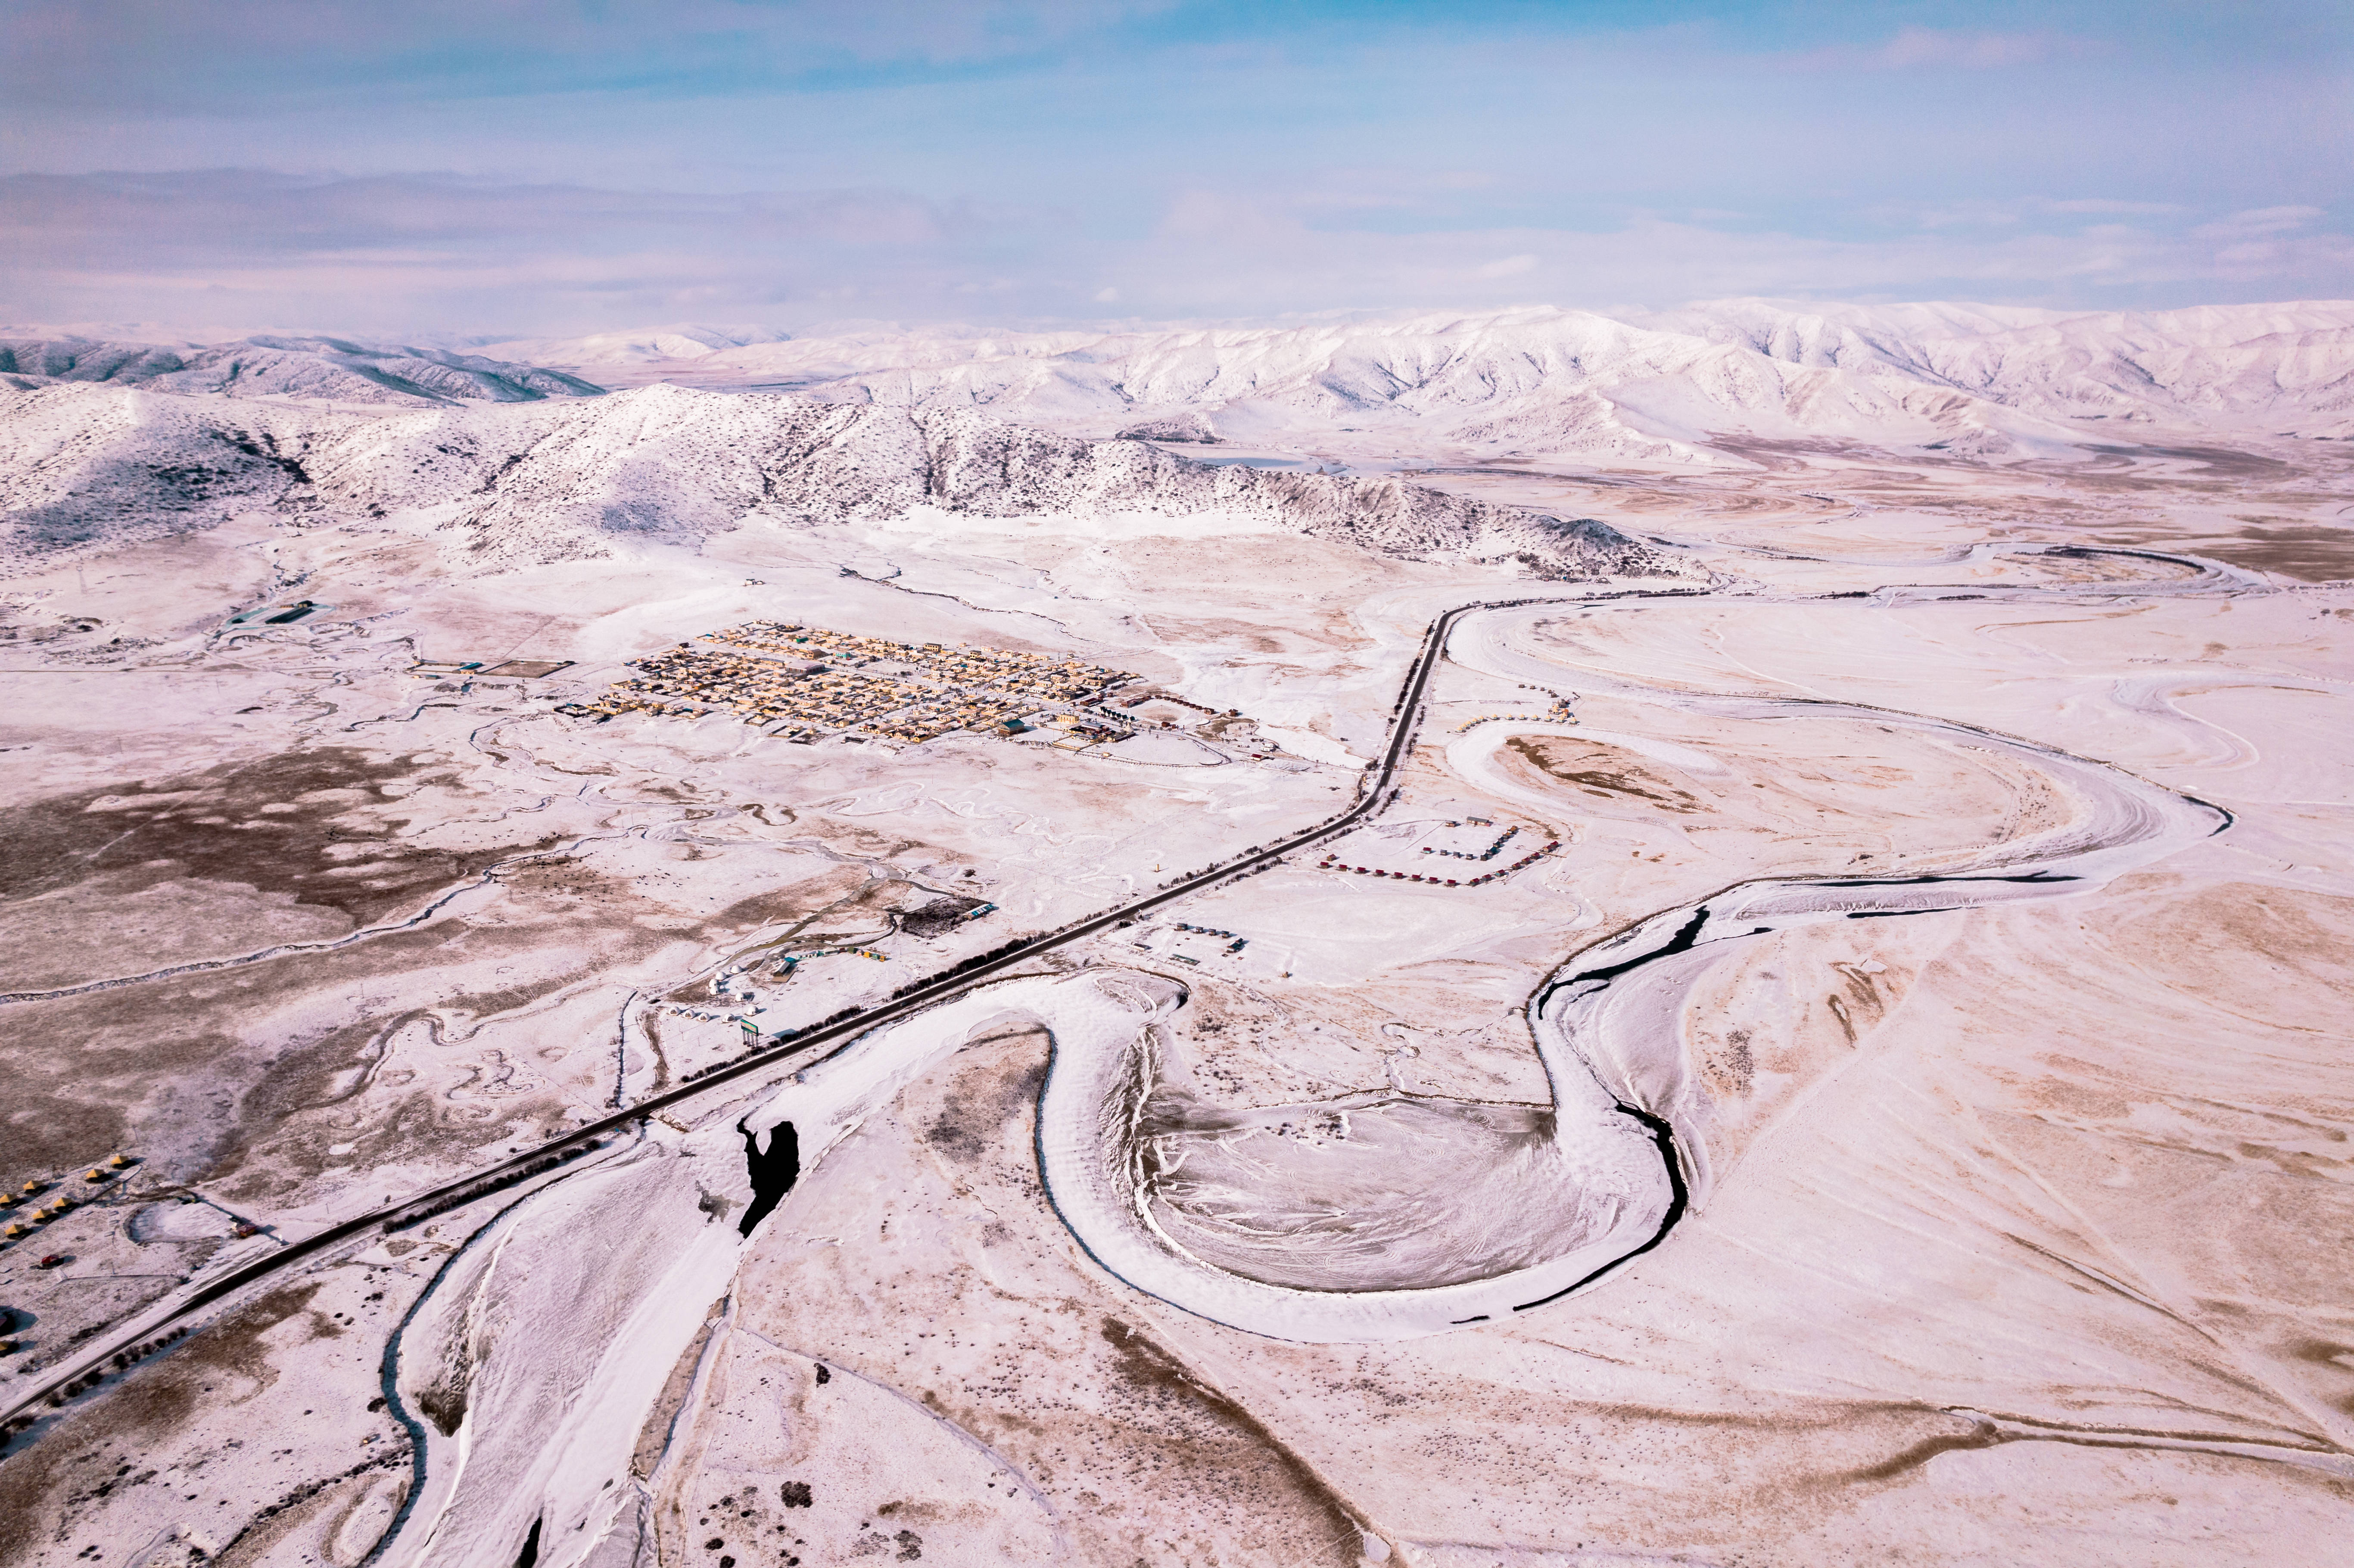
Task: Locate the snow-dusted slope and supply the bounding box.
[12,298,2338,572]
[564,300,2354,460]
[472,323,795,366]
[0,385,320,554]
[1646,299,2354,433]
[0,382,1663,577]
[0,335,604,406]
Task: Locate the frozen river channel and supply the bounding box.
[376,583,2233,1566]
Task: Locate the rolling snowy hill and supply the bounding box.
[0,382,1663,577]
[0,335,605,406]
[8,296,2348,580]
[465,324,795,366]
[498,300,2354,463]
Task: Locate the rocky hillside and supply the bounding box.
[0,335,604,406]
[0,382,1666,578]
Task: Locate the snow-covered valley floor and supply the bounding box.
[0,361,2349,1568]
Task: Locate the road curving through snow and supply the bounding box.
[350,568,2243,1568]
[719,597,2230,1345]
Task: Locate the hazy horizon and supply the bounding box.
[15,293,2354,363]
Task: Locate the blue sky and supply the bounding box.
[1,1,2346,335]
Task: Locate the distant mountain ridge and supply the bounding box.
[489,299,2354,463]
[0,382,1666,579]
[465,324,795,365]
[18,298,2348,462]
[0,335,605,406]
[7,295,2348,581]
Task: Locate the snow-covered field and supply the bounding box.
[0,304,2349,1567]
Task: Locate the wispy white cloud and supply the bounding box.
[4,1,1187,112]
[1118,199,2354,316]
[2194,205,2326,239]
[0,172,1049,332]
[1871,27,2062,69]
[2040,197,2189,216]
[1474,254,1539,280]
[1875,195,2197,230]
[7,171,2340,338]
[0,5,2343,329]
[1787,26,2083,73]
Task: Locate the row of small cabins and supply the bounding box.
[1320,838,1562,887]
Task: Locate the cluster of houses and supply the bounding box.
[1423,825,1522,861]
[573,647,927,735]
[0,1156,134,1246]
[1037,711,1133,750]
[1138,919,1250,967]
[713,620,1131,705]
[870,693,1035,744]
[567,619,1140,746]
[1171,921,1247,953]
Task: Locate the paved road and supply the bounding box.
[2,587,1644,1428]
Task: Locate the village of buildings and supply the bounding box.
[559,619,1152,748]
[361,616,1576,1099]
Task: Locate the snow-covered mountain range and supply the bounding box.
[489,299,2354,463]
[0,335,604,406]
[5,296,2348,580]
[0,382,1659,577]
[464,324,794,367]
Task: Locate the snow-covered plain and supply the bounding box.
[0,302,2350,1568]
